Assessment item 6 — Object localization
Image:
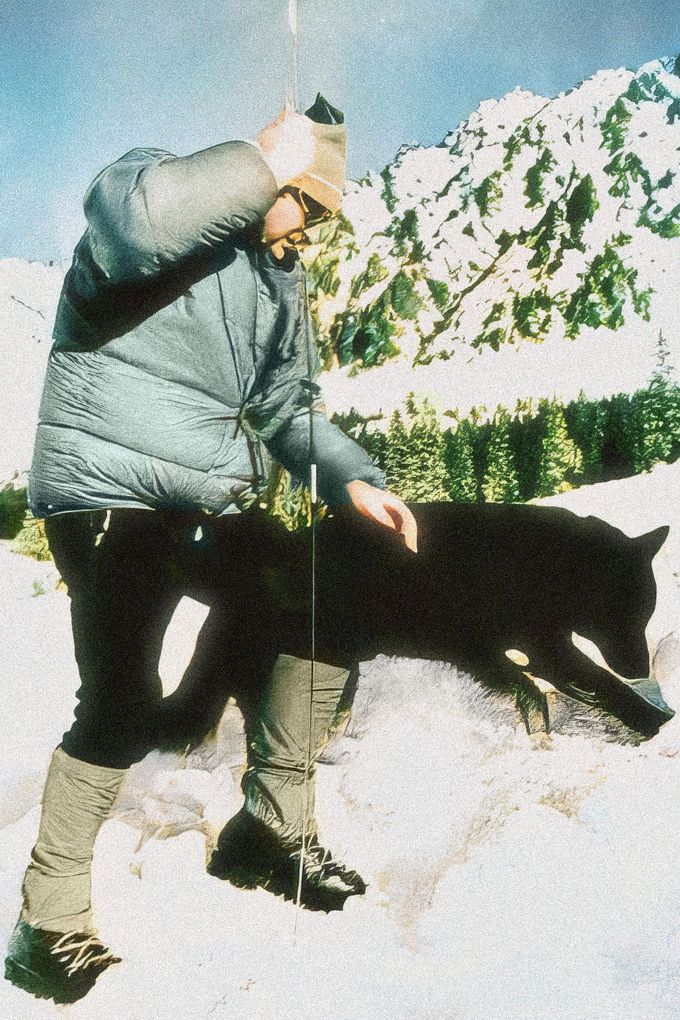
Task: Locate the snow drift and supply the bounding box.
[1,463,679,1019]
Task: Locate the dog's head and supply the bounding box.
[574,523,669,679]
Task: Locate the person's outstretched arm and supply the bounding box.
[251,307,418,552]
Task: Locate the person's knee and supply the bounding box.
[61,712,161,770]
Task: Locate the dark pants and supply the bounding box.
[46,508,350,771]
[16,507,353,933]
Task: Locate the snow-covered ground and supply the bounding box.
[1,463,679,1020]
[320,316,677,425]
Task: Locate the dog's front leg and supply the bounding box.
[522,637,671,736]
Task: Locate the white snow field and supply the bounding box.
[1,462,679,1020]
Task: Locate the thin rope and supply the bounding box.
[283,0,321,944]
[294,269,318,941]
[283,0,315,939]
[286,0,300,113]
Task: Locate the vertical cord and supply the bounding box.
[285,0,317,942]
[286,0,300,113]
[293,272,317,940]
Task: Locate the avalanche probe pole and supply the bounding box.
[286,0,300,113]
[294,314,318,939]
[284,0,319,939]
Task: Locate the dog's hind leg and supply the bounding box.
[461,652,542,733]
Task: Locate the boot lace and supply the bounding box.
[288,842,356,882]
[48,930,121,977]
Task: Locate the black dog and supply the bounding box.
[159,502,672,746]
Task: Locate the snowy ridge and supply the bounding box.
[3,57,680,472]
[312,56,680,423]
[0,259,62,480]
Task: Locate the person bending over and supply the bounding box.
[5,95,417,1003]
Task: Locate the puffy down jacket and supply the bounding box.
[28,140,385,517]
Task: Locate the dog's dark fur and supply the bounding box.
[159,502,671,747]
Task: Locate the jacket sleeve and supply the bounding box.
[249,300,387,508]
[265,404,388,508]
[83,143,279,283]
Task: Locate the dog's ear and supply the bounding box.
[635,525,670,560]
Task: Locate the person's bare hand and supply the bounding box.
[256,108,315,189]
[346,480,418,553]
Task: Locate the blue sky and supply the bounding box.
[2,0,678,261]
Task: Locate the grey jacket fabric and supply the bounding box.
[28,141,385,517]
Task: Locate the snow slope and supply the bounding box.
[1,463,679,1020]
[0,259,61,481]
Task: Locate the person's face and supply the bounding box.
[262,192,305,245]
[262,188,331,247]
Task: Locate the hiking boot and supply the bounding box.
[4,919,121,1004]
[207,809,366,911]
[285,838,367,911]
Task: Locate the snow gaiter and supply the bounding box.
[243,654,349,844]
[20,747,126,934]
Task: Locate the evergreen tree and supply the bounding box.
[602,392,636,479]
[509,397,541,500]
[535,398,584,497]
[468,404,490,499]
[630,331,680,471]
[385,398,449,501]
[363,428,388,472]
[444,415,478,502]
[329,410,389,471]
[405,395,449,501]
[566,389,608,483]
[482,406,521,502]
[385,408,412,497]
[468,405,486,426]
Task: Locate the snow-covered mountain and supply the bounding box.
[310,56,680,421]
[0,259,62,481]
[2,56,680,479]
